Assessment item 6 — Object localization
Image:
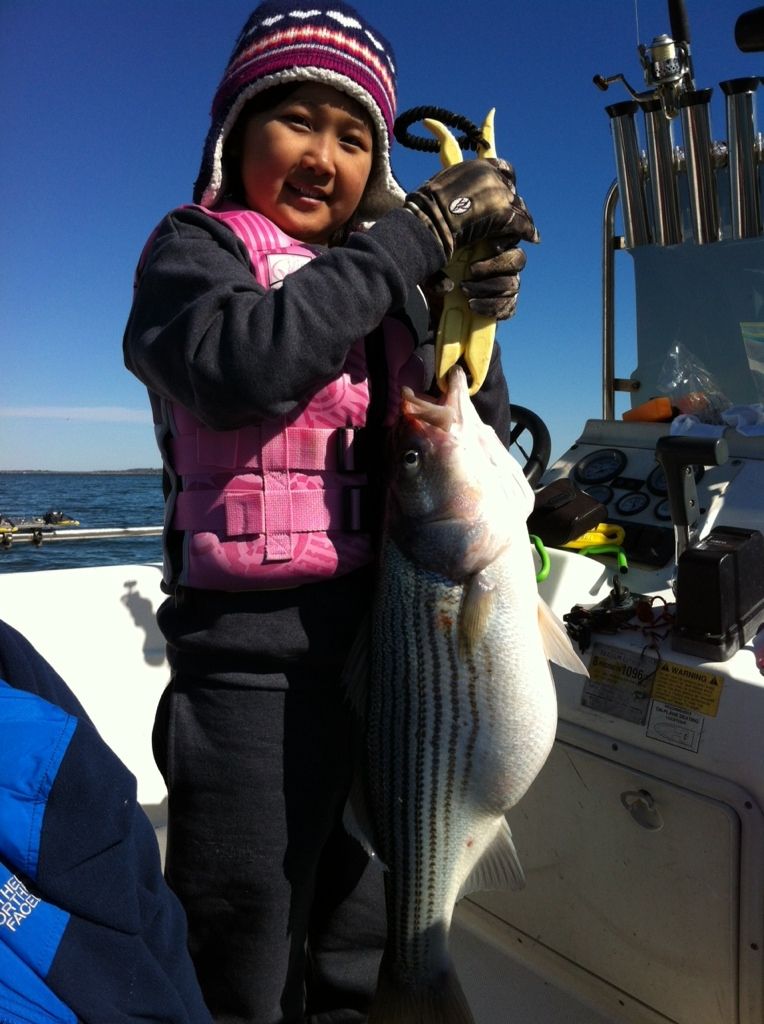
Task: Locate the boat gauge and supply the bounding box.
[573,448,627,486]
[647,463,705,496]
[614,491,650,516]
[583,484,614,505]
[654,499,672,521]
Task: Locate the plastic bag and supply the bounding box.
[741,322,764,403]
[656,341,731,423]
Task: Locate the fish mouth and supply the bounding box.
[400,366,468,434]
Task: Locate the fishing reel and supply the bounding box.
[593,0,695,118]
[594,33,693,119]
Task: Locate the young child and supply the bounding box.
[124,2,537,1021]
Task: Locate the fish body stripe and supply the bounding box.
[367,542,488,978]
[364,368,563,1012]
[366,537,557,984]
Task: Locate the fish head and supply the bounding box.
[386,366,534,580]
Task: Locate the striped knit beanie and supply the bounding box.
[194,0,405,220]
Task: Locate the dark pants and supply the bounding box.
[153,672,385,1024]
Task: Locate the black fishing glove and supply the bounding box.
[405,158,538,262]
[461,242,528,320]
[424,242,530,321]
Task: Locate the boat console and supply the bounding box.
[456,421,764,1023]
[454,4,764,1022]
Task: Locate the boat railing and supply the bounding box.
[0,525,163,548]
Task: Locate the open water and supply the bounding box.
[0,472,165,573]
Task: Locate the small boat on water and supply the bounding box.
[1,510,80,531]
[1,3,762,1021]
[0,510,80,545]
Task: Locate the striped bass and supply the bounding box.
[345,366,587,1024]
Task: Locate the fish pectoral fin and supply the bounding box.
[342,777,386,869]
[457,818,526,900]
[458,571,496,659]
[340,615,385,864]
[341,612,372,719]
[538,596,589,676]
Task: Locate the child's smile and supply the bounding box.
[240,82,374,243]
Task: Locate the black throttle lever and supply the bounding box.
[655,434,729,564]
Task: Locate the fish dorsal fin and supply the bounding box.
[538,597,589,676]
[458,570,497,659]
[458,818,526,900]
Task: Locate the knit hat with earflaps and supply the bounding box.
[194,0,405,221]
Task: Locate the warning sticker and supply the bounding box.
[647,701,703,752]
[651,661,724,718]
[582,643,657,724]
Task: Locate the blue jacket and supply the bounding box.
[0,620,212,1024]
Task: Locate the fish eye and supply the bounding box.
[402,449,420,470]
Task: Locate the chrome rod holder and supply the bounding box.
[602,181,619,419]
[643,99,683,244]
[679,89,721,243]
[721,77,762,239]
[607,101,651,248]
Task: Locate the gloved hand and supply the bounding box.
[404,158,538,262]
[461,241,527,320]
[424,243,529,321]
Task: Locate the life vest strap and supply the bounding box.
[168,426,368,474]
[173,485,367,539]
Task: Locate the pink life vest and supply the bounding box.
[153,205,421,591]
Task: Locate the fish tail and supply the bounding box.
[369,959,475,1024]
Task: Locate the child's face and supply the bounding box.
[239,82,374,243]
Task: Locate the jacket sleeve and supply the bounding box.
[123,206,445,431]
[0,620,213,1024]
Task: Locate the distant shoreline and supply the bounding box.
[0,469,162,476]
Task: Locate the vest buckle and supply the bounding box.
[336,427,367,473]
[343,487,369,532]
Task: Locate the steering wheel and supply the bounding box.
[508,404,552,487]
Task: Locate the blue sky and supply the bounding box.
[1,0,756,470]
